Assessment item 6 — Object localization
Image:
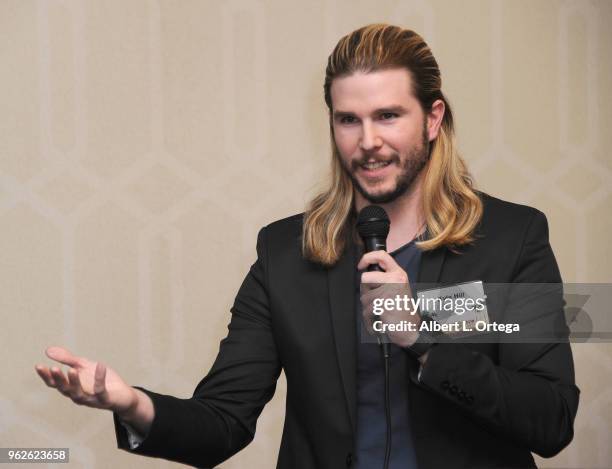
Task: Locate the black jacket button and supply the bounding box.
[441,380,450,390]
[346,452,353,466]
[466,395,474,405]
[450,385,458,395]
[458,391,466,400]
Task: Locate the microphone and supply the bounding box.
[356,205,390,271]
[356,204,393,469]
[356,205,391,353]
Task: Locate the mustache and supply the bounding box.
[350,153,400,171]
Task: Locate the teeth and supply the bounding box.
[362,161,390,170]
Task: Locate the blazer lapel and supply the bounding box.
[417,245,447,284]
[327,242,357,434]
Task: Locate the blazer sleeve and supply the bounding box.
[113,226,282,468]
[417,209,580,458]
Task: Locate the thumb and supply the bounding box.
[45,346,81,367]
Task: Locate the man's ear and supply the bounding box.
[427,99,445,142]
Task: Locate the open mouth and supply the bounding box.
[360,161,392,170]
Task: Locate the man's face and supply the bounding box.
[330,68,432,205]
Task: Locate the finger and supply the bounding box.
[45,346,82,368]
[361,271,387,284]
[360,288,384,308]
[362,310,377,336]
[35,365,57,387]
[359,303,375,335]
[361,270,407,285]
[93,362,110,405]
[357,251,400,272]
[360,278,381,294]
[360,292,380,326]
[50,367,71,396]
[67,368,89,404]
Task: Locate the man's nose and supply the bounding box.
[359,121,382,152]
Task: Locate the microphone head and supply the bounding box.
[356,205,390,239]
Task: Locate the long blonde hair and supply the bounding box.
[303,24,482,266]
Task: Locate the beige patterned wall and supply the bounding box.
[1,0,611,467]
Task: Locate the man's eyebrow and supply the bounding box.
[376,105,408,114]
[332,110,354,119]
[332,105,408,118]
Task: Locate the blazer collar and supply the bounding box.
[327,241,358,433]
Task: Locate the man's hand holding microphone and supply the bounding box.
[356,204,429,365]
[358,250,422,350]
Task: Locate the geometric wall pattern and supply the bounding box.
[1,0,610,467]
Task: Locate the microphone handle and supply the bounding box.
[364,236,386,272]
[362,235,391,353]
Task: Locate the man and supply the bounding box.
[36,24,579,468]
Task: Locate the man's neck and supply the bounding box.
[355,175,425,253]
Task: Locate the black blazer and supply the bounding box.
[114,193,580,468]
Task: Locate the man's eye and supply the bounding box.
[380,112,397,120]
[340,116,356,124]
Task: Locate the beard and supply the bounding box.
[342,123,431,205]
